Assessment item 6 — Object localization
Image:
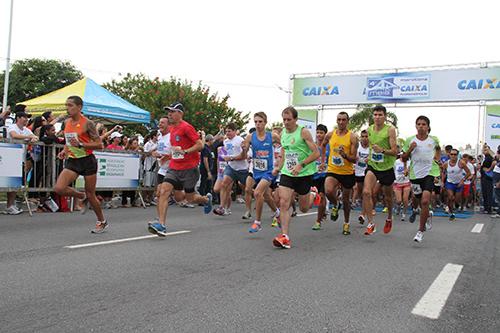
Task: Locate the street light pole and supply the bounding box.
[2,0,14,110]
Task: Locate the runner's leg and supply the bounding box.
[83,174,105,222]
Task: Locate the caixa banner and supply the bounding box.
[292,67,500,106]
[484,106,500,149]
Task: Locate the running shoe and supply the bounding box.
[413,230,424,243]
[168,198,176,206]
[342,223,351,235]
[490,213,500,218]
[204,193,213,214]
[271,215,281,229]
[312,221,322,230]
[213,206,225,216]
[291,210,297,217]
[401,213,406,222]
[248,221,262,233]
[409,210,418,223]
[3,205,22,215]
[364,223,376,235]
[330,207,339,221]
[91,220,108,234]
[449,213,456,221]
[358,215,365,225]
[148,222,167,236]
[311,187,321,206]
[242,210,252,219]
[383,218,392,234]
[273,234,291,249]
[425,210,433,231]
[236,197,245,204]
[224,208,231,216]
[382,207,388,213]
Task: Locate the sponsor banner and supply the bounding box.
[484,106,500,149]
[0,143,24,188]
[76,151,140,189]
[297,109,317,140]
[292,67,500,106]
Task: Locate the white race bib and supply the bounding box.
[411,183,422,195]
[285,152,299,171]
[331,155,344,167]
[172,150,185,160]
[371,152,384,163]
[254,158,268,171]
[64,132,78,146]
[218,161,227,174]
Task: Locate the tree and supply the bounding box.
[103,73,250,135]
[0,58,83,106]
[267,121,283,131]
[348,104,398,132]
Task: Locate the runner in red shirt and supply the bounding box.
[148,102,213,236]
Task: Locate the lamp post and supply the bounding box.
[2,0,14,110]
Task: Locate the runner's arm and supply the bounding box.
[343,132,358,163]
[321,132,332,164]
[82,120,104,150]
[384,126,398,156]
[300,127,320,166]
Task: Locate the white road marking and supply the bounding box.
[412,263,463,319]
[296,212,317,217]
[64,230,191,249]
[471,223,484,233]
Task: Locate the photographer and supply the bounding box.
[481,144,495,214]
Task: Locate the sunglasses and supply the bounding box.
[450,153,457,156]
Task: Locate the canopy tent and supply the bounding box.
[19,78,150,124]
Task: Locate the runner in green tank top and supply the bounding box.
[271,106,319,249]
[362,105,398,236]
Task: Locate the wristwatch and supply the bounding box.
[183,149,188,155]
[300,162,306,168]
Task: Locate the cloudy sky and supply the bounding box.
[2,0,500,148]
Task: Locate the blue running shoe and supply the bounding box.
[204,193,213,214]
[248,221,262,233]
[148,222,167,237]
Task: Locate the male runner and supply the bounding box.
[54,96,107,233]
[312,124,329,230]
[354,129,370,224]
[243,112,280,233]
[323,112,358,235]
[362,105,398,235]
[272,107,319,248]
[442,149,471,221]
[402,116,441,242]
[148,102,212,236]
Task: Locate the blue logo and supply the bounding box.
[366,75,430,100]
[175,135,180,142]
[366,78,399,98]
[458,79,500,90]
[303,85,339,96]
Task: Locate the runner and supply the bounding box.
[54,96,107,233]
[148,102,212,236]
[323,112,358,235]
[353,129,369,224]
[212,145,233,215]
[442,148,471,221]
[393,152,411,221]
[243,112,280,233]
[460,154,475,211]
[272,107,319,248]
[151,116,172,221]
[362,105,398,235]
[402,116,441,242]
[271,127,283,228]
[312,124,329,230]
[213,123,248,216]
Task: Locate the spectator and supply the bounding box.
[199,133,215,196]
[122,136,141,207]
[481,145,495,214]
[107,132,124,150]
[142,130,159,205]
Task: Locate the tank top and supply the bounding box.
[280,125,316,177]
[64,116,92,159]
[355,145,370,177]
[463,162,474,185]
[251,131,274,175]
[368,124,395,171]
[314,144,329,180]
[327,130,354,175]
[447,161,463,184]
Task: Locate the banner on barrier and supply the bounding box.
[485,106,500,149]
[76,151,140,188]
[0,143,24,188]
[292,67,500,106]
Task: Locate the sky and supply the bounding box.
[2,0,500,149]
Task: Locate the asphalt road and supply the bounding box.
[0,202,499,332]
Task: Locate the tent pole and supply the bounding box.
[2,0,14,110]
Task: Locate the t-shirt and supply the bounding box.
[481,154,494,178]
[403,135,440,179]
[394,159,410,184]
[157,132,171,175]
[143,140,158,172]
[7,124,34,139]
[106,144,124,150]
[169,120,200,170]
[200,144,214,175]
[224,135,248,171]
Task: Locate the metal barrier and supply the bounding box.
[0,138,158,216]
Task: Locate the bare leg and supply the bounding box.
[54,169,85,200]
[419,191,431,232]
[83,174,105,222]
[362,171,378,224]
[325,176,340,207]
[278,186,294,235]
[254,179,271,221]
[245,176,254,213]
[342,188,352,223]
[158,182,174,224]
[382,185,394,220]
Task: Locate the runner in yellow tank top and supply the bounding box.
[321,112,358,235]
[362,106,398,236]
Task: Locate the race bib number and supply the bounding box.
[397,175,406,183]
[254,158,268,171]
[357,161,367,168]
[218,161,227,174]
[371,152,384,163]
[172,150,185,160]
[411,183,422,195]
[285,152,299,171]
[331,155,344,167]
[64,132,78,146]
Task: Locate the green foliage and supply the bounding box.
[267,121,283,131]
[348,104,398,133]
[103,73,250,135]
[0,58,83,106]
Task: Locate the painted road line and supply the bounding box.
[471,223,484,233]
[296,212,317,217]
[65,230,191,249]
[412,263,463,319]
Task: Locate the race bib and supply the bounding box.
[218,161,227,174]
[411,183,422,195]
[254,158,268,171]
[331,155,344,167]
[172,150,185,160]
[397,175,406,183]
[285,152,299,171]
[371,152,384,163]
[64,132,78,146]
[357,161,367,168]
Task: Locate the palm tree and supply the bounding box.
[348,104,398,132]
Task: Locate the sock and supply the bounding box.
[275,208,280,217]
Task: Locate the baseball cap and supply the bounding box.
[205,134,214,141]
[164,102,184,113]
[15,111,32,119]
[110,132,123,139]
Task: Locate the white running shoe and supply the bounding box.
[425,211,433,231]
[414,231,424,242]
[401,213,406,221]
[3,205,22,215]
[242,211,252,219]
